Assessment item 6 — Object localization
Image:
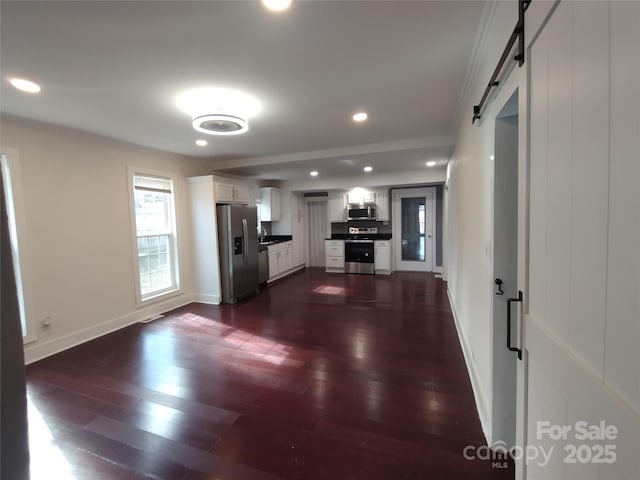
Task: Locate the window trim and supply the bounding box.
[127,167,181,305]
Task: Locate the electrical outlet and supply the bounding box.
[40,316,52,330]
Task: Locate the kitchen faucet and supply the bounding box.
[257,225,267,241]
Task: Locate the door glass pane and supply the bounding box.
[401,197,425,261]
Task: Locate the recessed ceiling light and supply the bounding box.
[352,112,368,122]
[426,161,437,167]
[262,0,292,12]
[310,171,319,177]
[364,166,373,172]
[195,139,208,146]
[9,78,41,93]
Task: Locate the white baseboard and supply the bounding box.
[267,265,305,283]
[192,293,221,305]
[447,287,492,444]
[24,293,197,365]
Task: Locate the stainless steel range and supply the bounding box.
[344,227,377,275]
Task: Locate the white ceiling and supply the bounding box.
[1,0,487,182]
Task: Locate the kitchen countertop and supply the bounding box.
[258,235,292,248]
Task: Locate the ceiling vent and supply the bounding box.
[192,114,248,136]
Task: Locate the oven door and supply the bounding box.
[344,240,375,274]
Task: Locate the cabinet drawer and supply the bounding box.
[326,240,343,247]
[326,245,344,257]
[326,256,344,269]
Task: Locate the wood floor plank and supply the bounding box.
[85,415,282,480]
[27,270,513,479]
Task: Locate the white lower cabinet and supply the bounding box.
[325,240,344,272]
[285,243,293,271]
[268,248,279,280]
[267,241,297,282]
[374,240,392,274]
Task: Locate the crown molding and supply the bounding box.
[450,0,499,133]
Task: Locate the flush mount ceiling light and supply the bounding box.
[352,112,368,122]
[310,171,319,177]
[426,161,437,167]
[9,77,41,93]
[195,139,208,146]
[192,114,248,136]
[176,87,262,136]
[364,166,373,172]
[262,0,292,12]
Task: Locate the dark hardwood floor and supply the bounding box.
[26,269,513,479]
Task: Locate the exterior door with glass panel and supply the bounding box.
[392,188,435,272]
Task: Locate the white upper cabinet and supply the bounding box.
[328,191,346,222]
[259,187,281,221]
[216,181,249,204]
[375,189,390,221]
[215,183,235,203]
[346,190,360,204]
[363,191,376,204]
[346,188,376,204]
[233,184,249,204]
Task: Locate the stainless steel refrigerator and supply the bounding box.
[216,204,259,304]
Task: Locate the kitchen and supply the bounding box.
[187,174,444,304]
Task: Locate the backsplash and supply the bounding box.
[260,221,272,235]
[331,220,392,235]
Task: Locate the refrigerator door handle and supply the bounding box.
[242,218,248,266]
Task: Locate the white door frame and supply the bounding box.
[491,90,520,452]
[392,187,436,272]
[490,79,529,478]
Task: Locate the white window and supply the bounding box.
[131,173,179,301]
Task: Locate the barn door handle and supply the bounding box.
[507,290,523,360]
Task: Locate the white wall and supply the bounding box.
[445,0,519,441]
[1,116,215,363]
[447,1,639,479]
